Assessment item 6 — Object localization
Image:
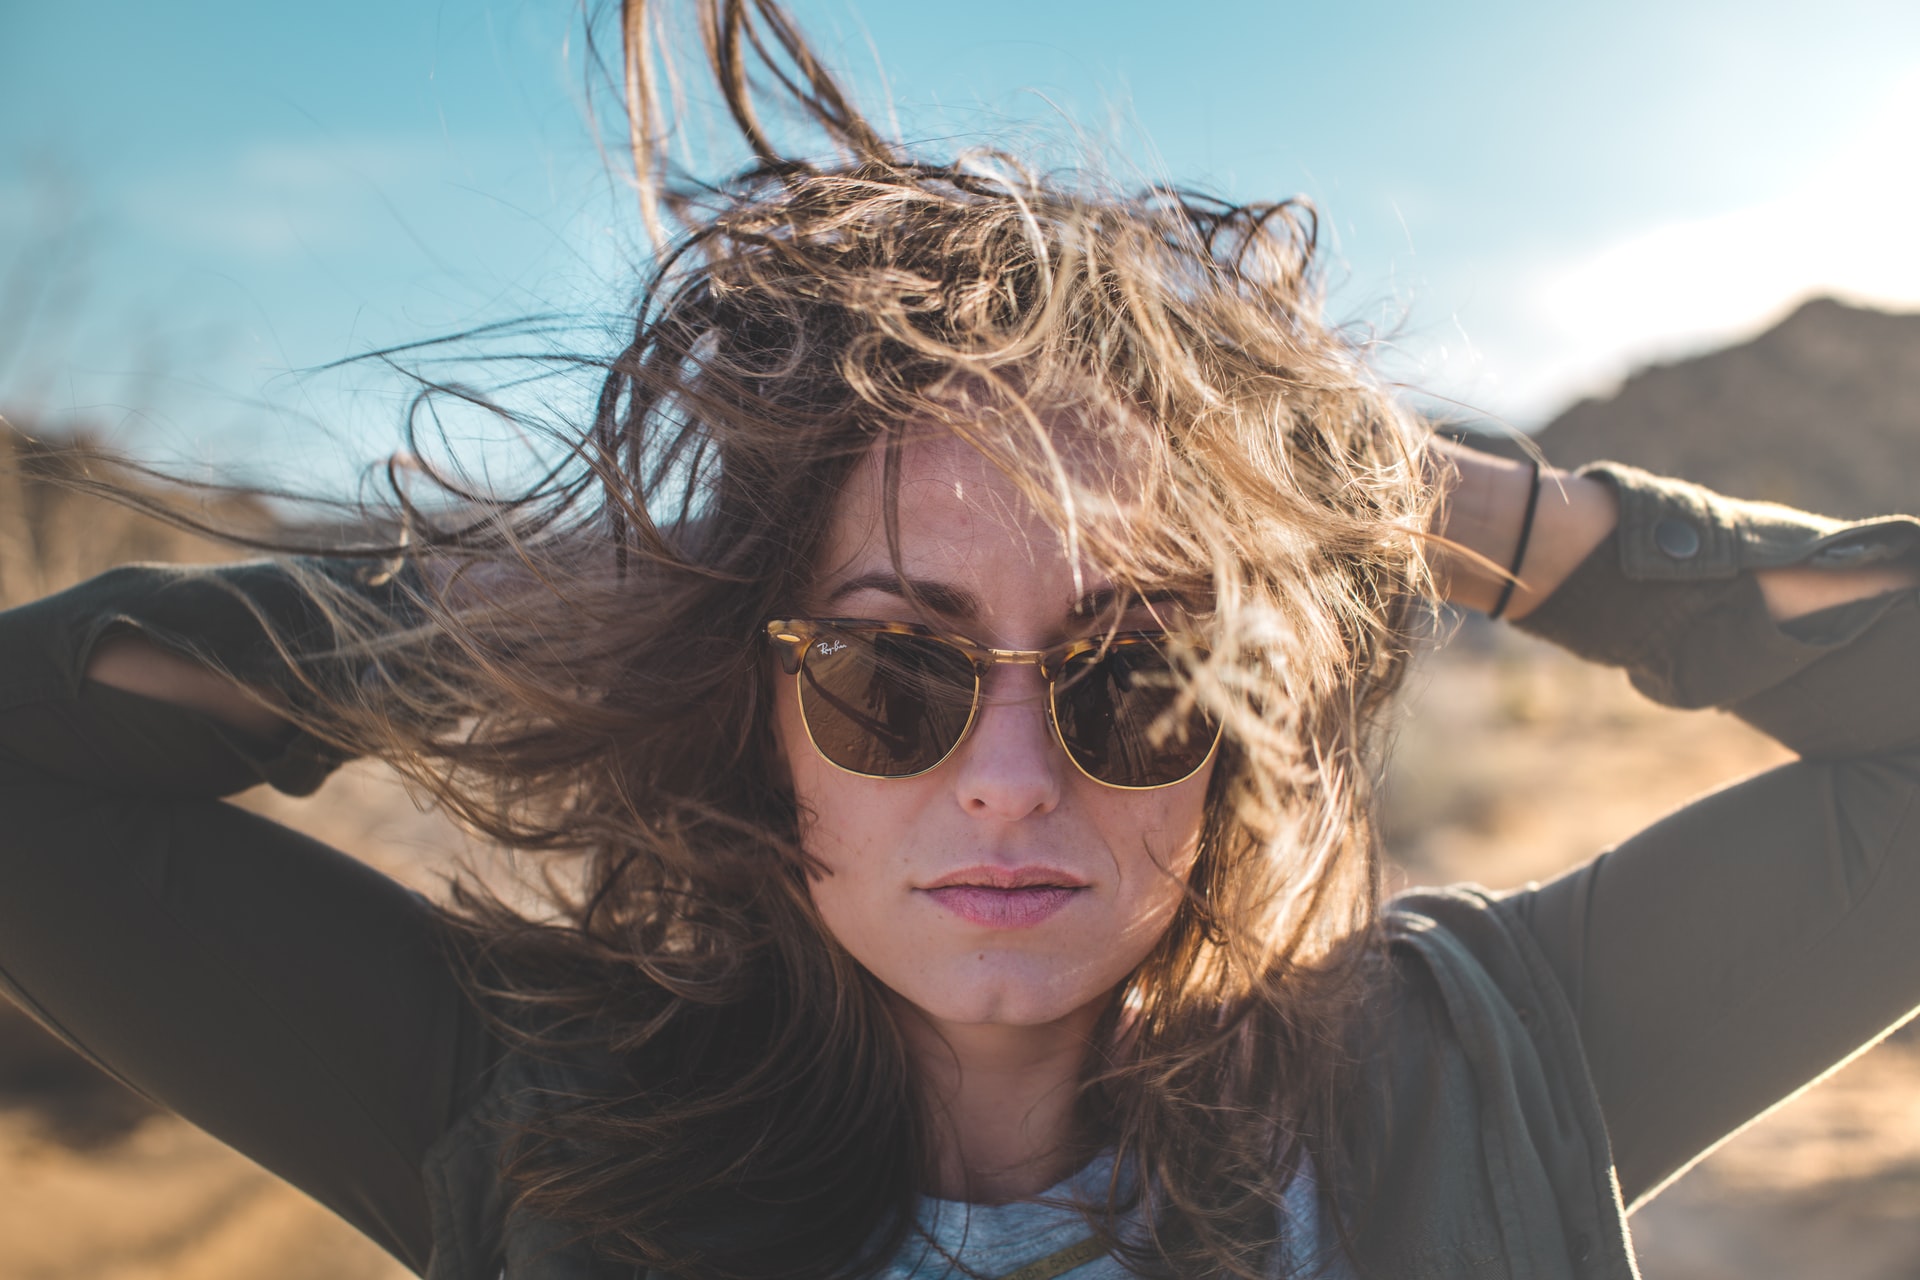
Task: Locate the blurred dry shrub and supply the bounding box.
[0,426,270,604]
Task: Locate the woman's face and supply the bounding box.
[772,434,1214,1031]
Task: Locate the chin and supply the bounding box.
[899,959,1109,1029]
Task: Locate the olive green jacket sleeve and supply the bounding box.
[1502,461,1920,1210]
[0,556,486,1275]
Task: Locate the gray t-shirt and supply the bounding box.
[881,1154,1348,1279]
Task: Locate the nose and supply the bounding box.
[950,667,1064,820]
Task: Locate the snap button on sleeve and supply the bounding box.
[1653,517,1701,560]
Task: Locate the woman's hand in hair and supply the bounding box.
[1423,436,1617,621]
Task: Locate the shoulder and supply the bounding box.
[1362,885,1608,1162]
[1385,886,1551,1006]
[1340,889,1635,1276]
[1373,884,1581,1074]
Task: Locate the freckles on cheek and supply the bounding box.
[786,764,906,895]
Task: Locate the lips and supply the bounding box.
[919,865,1088,928]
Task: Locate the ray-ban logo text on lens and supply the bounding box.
[816,638,847,655]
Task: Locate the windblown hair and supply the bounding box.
[261,3,1442,1275]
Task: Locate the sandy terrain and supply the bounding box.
[0,1110,411,1280]
[1629,1039,1920,1280]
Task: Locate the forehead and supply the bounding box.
[810,432,1114,613]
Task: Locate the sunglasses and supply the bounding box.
[765,618,1222,789]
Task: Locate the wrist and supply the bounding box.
[1426,438,1619,619]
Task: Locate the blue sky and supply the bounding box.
[2,1,1916,492]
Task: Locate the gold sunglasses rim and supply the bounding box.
[764,617,1222,790]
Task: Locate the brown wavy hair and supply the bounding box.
[257,2,1442,1275]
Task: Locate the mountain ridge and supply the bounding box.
[1517,296,1920,518]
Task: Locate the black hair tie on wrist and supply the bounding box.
[1486,460,1541,621]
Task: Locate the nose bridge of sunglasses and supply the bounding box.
[974,652,1060,713]
[982,645,1057,676]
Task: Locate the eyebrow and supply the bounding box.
[821,573,1175,621]
[823,573,977,616]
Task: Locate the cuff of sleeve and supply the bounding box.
[1588,461,1920,581]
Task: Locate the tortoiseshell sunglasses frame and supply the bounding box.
[764,617,1221,789]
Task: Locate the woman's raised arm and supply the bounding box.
[0,557,496,1274]
[1430,445,1920,1210]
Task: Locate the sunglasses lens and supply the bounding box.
[1053,642,1219,787]
[796,628,978,777]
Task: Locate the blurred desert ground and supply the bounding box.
[2,296,1918,1278]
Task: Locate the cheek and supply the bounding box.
[1107,753,1212,860]
[782,763,933,994]
[762,681,798,798]
[1103,771,1212,918]
[771,675,871,845]
[767,673,804,797]
[771,677,908,909]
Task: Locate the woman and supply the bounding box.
[3,3,1919,1277]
